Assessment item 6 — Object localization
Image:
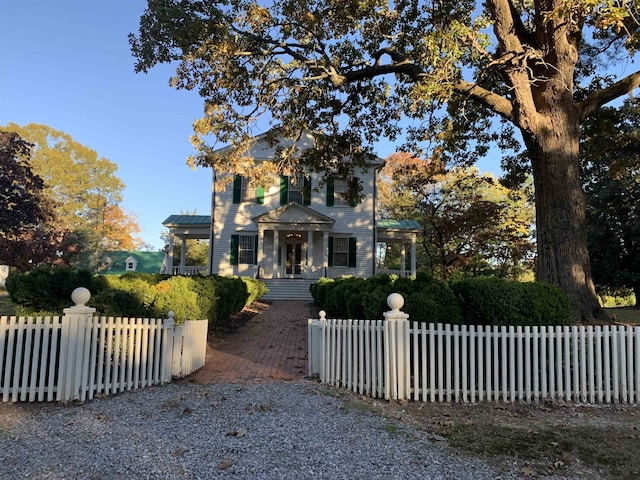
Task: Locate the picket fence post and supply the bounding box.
[161,311,176,383]
[307,312,324,378]
[58,287,96,402]
[383,293,409,401]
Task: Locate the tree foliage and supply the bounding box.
[582,97,640,305]
[379,153,535,279]
[0,131,69,271]
[131,0,640,320]
[0,123,143,255]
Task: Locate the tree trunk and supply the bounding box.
[522,116,604,323]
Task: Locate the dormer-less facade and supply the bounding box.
[212,132,379,279]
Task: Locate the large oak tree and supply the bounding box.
[131,0,640,321]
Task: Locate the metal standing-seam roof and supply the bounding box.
[376,219,422,231]
[162,215,212,226]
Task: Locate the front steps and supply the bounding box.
[261,278,315,301]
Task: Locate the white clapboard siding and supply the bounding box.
[1,312,208,403]
[309,313,640,404]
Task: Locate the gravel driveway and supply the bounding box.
[0,381,523,480]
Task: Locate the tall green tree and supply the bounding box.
[582,98,640,305]
[379,153,535,279]
[130,0,640,320]
[0,131,68,271]
[0,123,142,255]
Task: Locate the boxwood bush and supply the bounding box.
[6,268,267,330]
[451,277,570,326]
[311,273,463,324]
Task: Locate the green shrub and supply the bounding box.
[6,269,267,331]
[5,266,106,314]
[451,277,570,326]
[311,273,461,323]
[242,277,269,305]
[152,276,200,324]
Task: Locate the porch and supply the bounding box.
[162,213,422,281]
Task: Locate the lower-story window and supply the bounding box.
[238,235,255,264]
[230,234,258,265]
[333,237,349,267]
[328,236,357,268]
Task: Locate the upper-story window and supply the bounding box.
[233,175,264,204]
[280,175,311,205]
[326,177,358,207]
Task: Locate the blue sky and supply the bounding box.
[0,0,503,250]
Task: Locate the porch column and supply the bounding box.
[272,229,279,279]
[257,227,265,275]
[410,235,417,277]
[306,231,314,278]
[167,234,175,274]
[322,231,329,278]
[180,236,187,274]
[400,242,406,277]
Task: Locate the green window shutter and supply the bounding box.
[254,235,259,265]
[303,176,311,205]
[348,237,357,268]
[256,186,264,205]
[328,237,334,267]
[280,175,288,205]
[326,178,335,207]
[232,175,242,204]
[230,235,239,265]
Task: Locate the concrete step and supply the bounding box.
[261,279,315,301]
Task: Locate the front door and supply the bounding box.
[285,242,303,277]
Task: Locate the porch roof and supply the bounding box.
[162,214,211,239]
[377,219,422,231]
[377,219,422,242]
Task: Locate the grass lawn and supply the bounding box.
[604,306,640,325]
[0,289,16,316]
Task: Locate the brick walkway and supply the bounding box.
[188,301,315,384]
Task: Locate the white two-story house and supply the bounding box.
[162,132,421,299]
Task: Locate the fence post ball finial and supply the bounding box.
[387,293,404,312]
[319,310,326,320]
[168,311,175,319]
[71,287,91,307]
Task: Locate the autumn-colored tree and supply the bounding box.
[131,0,640,320]
[0,123,143,257]
[0,131,69,271]
[379,153,535,279]
[100,205,144,251]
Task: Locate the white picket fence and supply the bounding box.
[308,293,640,404]
[0,288,208,403]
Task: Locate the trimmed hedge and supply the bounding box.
[311,274,571,326]
[311,273,463,324]
[451,277,571,326]
[6,268,267,331]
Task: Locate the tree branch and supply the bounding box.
[578,70,640,119]
[453,80,514,121]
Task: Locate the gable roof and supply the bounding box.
[252,202,335,230]
[97,251,166,275]
[212,128,385,166]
